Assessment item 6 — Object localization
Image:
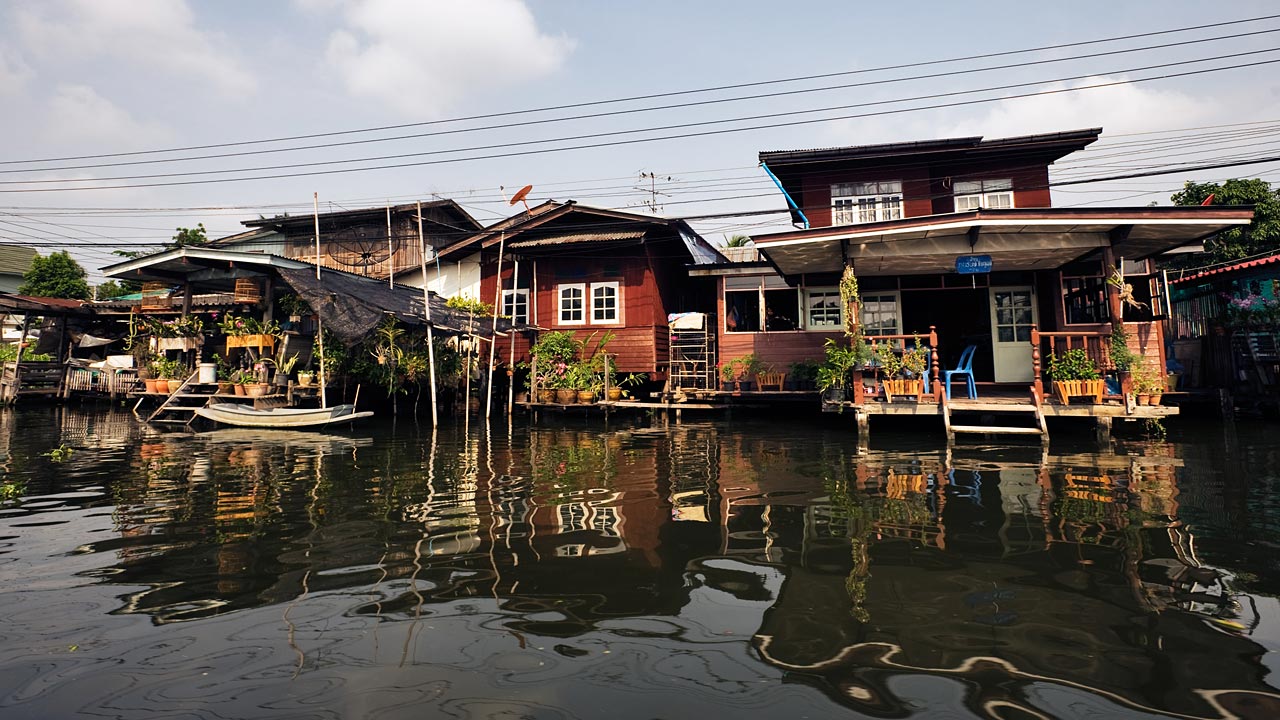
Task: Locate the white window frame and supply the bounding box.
[557,283,586,325]
[954,179,1014,212]
[589,281,620,324]
[805,287,843,330]
[832,181,903,225]
[502,288,529,324]
[859,291,901,337]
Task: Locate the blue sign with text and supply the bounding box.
[956,255,992,274]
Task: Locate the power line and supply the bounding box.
[5,54,1279,194]
[8,13,1278,168]
[8,25,1280,176]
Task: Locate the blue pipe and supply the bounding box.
[760,161,809,229]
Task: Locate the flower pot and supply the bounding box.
[822,386,847,404]
[577,390,596,404]
[606,387,623,402]
[1052,379,1105,405]
[538,389,556,404]
[234,384,247,396]
[143,378,160,393]
[246,383,270,397]
[554,388,577,404]
[154,379,170,394]
[274,372,289,388]
[1149,393,1162,406]
[296,373,313,388]
[217,381,234,394]
[1136,393,1151,406]
[882,378,923,402]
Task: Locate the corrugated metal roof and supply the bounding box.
[0,246,37,274]
[759,128,1101,165]
[509,230,647,248]
[1171,252,1280,284]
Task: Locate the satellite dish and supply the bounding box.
[509,184,533,211]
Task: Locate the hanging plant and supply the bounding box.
[839,265,861,337]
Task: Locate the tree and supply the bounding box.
[1171,179,1280,264]
[724,234,752,247]
[94,280,129,301]
[18,251,91,300]
[113,223,209,261]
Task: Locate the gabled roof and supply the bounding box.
[425,200,726,265]
[759,128,1101,166]
[242,198,481,235]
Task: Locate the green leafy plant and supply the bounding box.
[839,265,861,337]
[1109,325,1136,372]
[445,295,494,315]
[0,479,26,503]
[44,444,74,463]
[1047,348,1100,381]
[276,293,311,317]
[1131,359,1164,394]
[789,359,820,384]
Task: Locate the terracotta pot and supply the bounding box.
[144,378,160,393]
[1137,393,1151,406]
[606,387,623,402]
[577,390,596,404]
[1149,393,1162,406]
[538,389,555,404]
[217,381,234,394]
[246,383,270,397]
[154,379,170,394]
[234,384,247,396]
[554,388,577,404]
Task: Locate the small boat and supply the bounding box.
[194,403,374,428]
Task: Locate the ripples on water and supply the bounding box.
[1,407,1279,719]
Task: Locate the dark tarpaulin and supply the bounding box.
[275,267,509,344]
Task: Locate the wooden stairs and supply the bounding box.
[943,390,1048,443]
[136,371,210,425]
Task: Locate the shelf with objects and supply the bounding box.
[666,312,718,398]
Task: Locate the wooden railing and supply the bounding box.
[853,326,941,404]
[1030,327,1112,402]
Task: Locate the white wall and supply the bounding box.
[397,251,483,299]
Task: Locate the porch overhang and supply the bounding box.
[752,207,1254,277]
[101,246,313,286]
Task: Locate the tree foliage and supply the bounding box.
[1171,179,1280,263]
[18,251,91,300]
[113,223,209,261]
[94,280,129,300]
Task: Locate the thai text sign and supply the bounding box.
[955,255,992,274]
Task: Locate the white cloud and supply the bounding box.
[15,0,255,95]
[0,50,33,96]
[41,84,175,146]
[323,0,574,117]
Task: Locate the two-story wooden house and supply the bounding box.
[399,200,724,377]
[695,129,1252,394]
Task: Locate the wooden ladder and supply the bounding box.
[145,370,205,424]
[944,388,1048,442]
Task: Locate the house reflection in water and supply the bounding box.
[92,425,1279,717]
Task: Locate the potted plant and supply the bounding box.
[1109,325,1136,395]
[876,337,928,402]
[755,362,786,391]
[818,338,864,408]
[720,358,740,391]
[788,359,820,390]
[274,353,299,388]
[296,367,314,387]
[1047,348,1103,404]
[1131,359,1164,405]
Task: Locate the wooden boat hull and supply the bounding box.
[194,403,374,428]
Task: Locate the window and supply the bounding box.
[860,293,900,336]
[558,283,585,325]
[557,503,588,532]
[725,288,761,333]
[832,181,903,225]
[1062,276,1109,324]
[954,179,1013,212]
[502,289,529,324]
[993,289,1035,342]
[764,289,800,331]
[591,506,621,537]
[806,288,842,329]
[591,282,619,323]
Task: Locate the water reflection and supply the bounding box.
[0,410,1278,718]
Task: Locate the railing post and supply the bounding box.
[929,325,941,404]
[1031,327,1043,402]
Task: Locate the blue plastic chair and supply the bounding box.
[945,345,978,400]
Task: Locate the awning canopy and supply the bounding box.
[751,207,1255,277]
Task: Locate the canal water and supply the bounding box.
[1,408,1278,719]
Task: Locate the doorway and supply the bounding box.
[900,288,993,381]
[988,286,1037,382]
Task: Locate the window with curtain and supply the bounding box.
[954,179,1013,211]
[832,181,903,225]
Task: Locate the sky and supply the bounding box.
[1,0,1279,280]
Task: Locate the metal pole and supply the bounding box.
[314,193,327,408]
[417,200,439,425]
[387,203,394,290]
[485,232,506,420]
[507,258,519,416]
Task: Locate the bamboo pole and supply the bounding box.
[386,204,394,290]
[417,200,439,425]
[314,193,327,409]
[485,232,506,420]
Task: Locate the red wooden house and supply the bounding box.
[693,129,1253,394]
[424,201,723,377]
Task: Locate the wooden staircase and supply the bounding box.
[139,371,211,425]
[943,389,1048,442]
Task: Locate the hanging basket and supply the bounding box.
[233,278,263,304]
